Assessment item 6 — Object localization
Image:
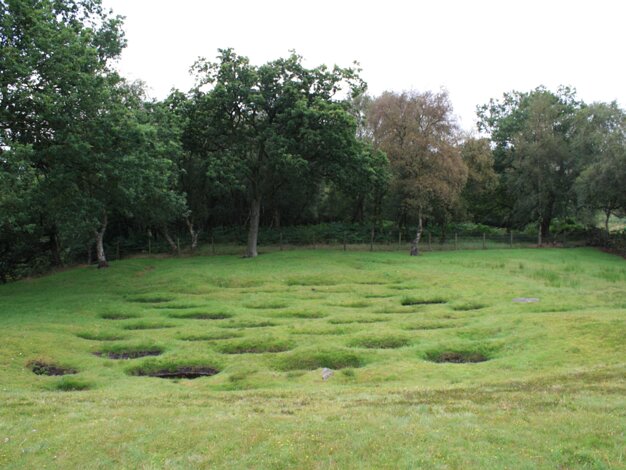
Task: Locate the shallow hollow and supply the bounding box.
[94,347,164,360]
[424,350,490,363]
[28,361,77,376]
[349,335,410,349]
[168,311,233,320]
[401,297,448,306]
[129,365,221,379]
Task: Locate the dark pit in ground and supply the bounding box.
[29,361,77,376]
[401,297,447,306]
[426,351,489,363]
[94,349,163,359]
[99,312,139,320]
[132,366,220,379]
[168,312,233,320]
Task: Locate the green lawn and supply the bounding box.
[1,248,624,469]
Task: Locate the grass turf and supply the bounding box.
[0,248,625,468]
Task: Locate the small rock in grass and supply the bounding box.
[512,297,540,303]
[321,368,333,381]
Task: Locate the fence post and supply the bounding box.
[454,233,458,250]
[482,233,486,250]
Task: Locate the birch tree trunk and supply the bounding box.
[410,208,423,256]
[94,213,108,268]
[161,227,178,253]
[185,217,200,251]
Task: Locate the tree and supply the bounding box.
[574,102,626,236]
[477,87,583,241]
[188,49,366,257]
[368,90,467,255]
[459,136,498,223]
[1,0,126,269]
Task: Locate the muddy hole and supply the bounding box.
[425,350,489,363]
[168,312,233,320]
[94,348,163,360]
[130,366,220,379]
[28,361,77,376]
[122,322,174,330]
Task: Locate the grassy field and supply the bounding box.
[0,248,624,469]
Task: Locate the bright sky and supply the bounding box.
[102,0,626,131]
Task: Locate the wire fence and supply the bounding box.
[102,228,588,262]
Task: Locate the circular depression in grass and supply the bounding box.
[93,344,164,360]
[28,360,77,376]
[348,335,410,349]
[122,322,175,330]
[217,338,294,354]
[401,297,448,306]
[274,349,365,371]
[424,350,490,363]
[127,360,222,379]
[99,312,140,320]
[167,311,233,320]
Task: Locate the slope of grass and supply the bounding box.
[0,248,624,468]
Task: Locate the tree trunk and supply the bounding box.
[161,227,178,253]
[540,217,551,243]
[94,213,108,268]
[245,197,261,258]
[410,209,423,256]
[537,220,543,247]
[185,217,200,251]
[47,225,64,267]
[604,209,611,238]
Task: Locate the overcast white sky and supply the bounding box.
[102,0,625,131]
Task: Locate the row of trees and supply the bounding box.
[1,0,625,280]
